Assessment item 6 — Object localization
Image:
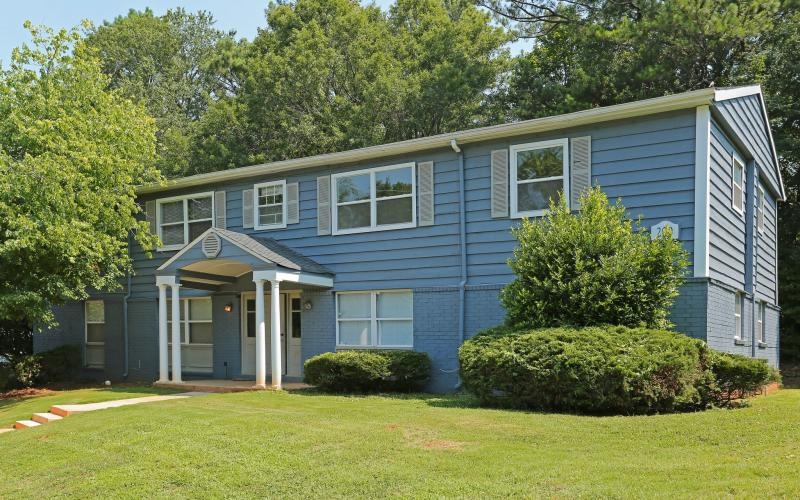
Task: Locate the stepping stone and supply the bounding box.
[32,412,63,424]
[14,420,41,430]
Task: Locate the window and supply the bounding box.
[85,300,105,368]
[510,139,569,218]
[758,301,766,344]
[332,163,416,234]
[757,185,765,233]
[245,299,256,338]
[157,193,214,250]
[291,298,302,338]
[336,290,413,348]
[167,297,213,345]
[731,156,744,214]
[734,292,743,341]
[254,180,286,230]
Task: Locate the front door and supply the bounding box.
[240,293,301,376]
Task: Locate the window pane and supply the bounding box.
[189,220,212,240]
[338,293,371,319]
[375,167,412,198]
[188,197,212,221]
[337,174,371,203]
[733,162,743,185]
[517,147,563,180]
[292,312,302,338]
[291,298,301,310]
[258,184,283,206]
[162,224,184,245]
[189,299,212,321]
[160,200,184,224]
[86,300,104,323]
[86,324,105,343]
[339,321,371,346]
[337,202,370,229]
[190,323,213,344]
[376,197,412,225]
[377,291,412,318]
[378,320,412,346]
[247,312,256,338]
[259,205,283,226]
[517,179,563,212]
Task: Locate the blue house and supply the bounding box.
[35,85,784,392]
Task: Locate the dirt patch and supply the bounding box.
[0,387,54,400]
[386,424,466,451]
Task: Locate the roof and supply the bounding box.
[138,85,783,200]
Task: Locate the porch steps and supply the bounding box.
[0,428,16,434]
[14,420,41,430]
[32,412,63,424]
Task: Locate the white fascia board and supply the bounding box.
[138,88,715,196]
[714,85,763,101]
[155,275,179,286]
[693,106,711,278]
[252,269,333,288]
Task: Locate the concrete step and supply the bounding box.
[32,412,63,424]
[14,420,41,430]
[0,428,15,434]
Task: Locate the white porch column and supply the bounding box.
[270,280,282,389]
[170,283,182,383]
[254,278,267,388]
[157,284,169,383]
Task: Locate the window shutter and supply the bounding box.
[317,175,331,235]
[418,161,434,226]
[145,200,157,234]
[570,136,592,209]
[491,149,509,218]
[242,189,254,229]
[214,191,227,229]
[287,182,300,224]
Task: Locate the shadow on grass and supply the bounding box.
[0,383,178,409]
[288,387,485,410]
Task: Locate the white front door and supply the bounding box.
[241,293,301,376]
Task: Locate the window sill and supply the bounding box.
[758,341,768,349]
[254,223,287,231]
[336,345,413,351]
[734,338,746,346]
[157,244,184,252]
[332,221,416,236]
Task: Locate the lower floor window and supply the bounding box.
[757,301,766,343]
[336,290,413,348]
[734,292,743,340]
[85,300,105,368]
[167,297,213,345]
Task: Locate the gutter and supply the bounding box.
[122,233,132,379]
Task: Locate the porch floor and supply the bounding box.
[153,379,312,393]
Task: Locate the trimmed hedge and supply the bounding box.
[709,351,779,404]
[304,350,430,393]
[459,326,715,414]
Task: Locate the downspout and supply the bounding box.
[451,138,466,388]
[122,232,132,379]
[744,161,756,357]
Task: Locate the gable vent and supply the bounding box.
[202,233,222,259]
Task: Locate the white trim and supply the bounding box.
[757,300,766,343]
[731,154,745,216]
[714,85,763,101]
[155,191,215,251]
[139,89,718,195]
[335,289,413,349]
[734,291,744,342]
[331,162,416,235]
[693,106,711,278]
[253,179,287,231]
[166,297,213,346]
[251,269,333,288]
[509,138,569,218]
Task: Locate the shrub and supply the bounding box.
[709,351,779,404]
[12,355,42,388]
[38,345,81,383]
[500,187,689,330]
[0,363,12,391]
[459,326,713,414]
[304,350,431,393]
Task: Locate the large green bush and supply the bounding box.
[459,326,714,414]
[304,350,431,393]
[38,345,82,383]
[709,351,779,404]
[500,188,689,329]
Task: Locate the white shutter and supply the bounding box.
[242,189,254,229]
[570,136,591,209]
[491,149,509,218]
[287,182,300,224]
[418,161,434,226]
[145,200,157,234]
[214,191,226,229]
[317,175,331,235]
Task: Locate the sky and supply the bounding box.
[0,0,529,66]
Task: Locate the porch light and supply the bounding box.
[303,300,313,311]
[223,303,233,313]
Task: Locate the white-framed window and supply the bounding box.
[84,300,105,369]
[156,192,214,250]
[731,155,745,214]
[336,290,413,348]
[332,163,416,234]
[734,292,743,341]
[167,297,213,345]
[757,185,765,233]
[254,180,287,230]
[510,138,570,218]
[757,301,766,344]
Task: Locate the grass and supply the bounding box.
[0,387,799,497]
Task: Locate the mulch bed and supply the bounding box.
[0,387,54,400]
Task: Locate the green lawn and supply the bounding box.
[1,387,799,497]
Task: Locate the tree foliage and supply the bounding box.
[0,23,160,326]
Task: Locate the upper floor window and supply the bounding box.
[85,300,105,369]
[254,180,286,230]
[757,185,765,233]
[157,193,214,250]
[332,163,416,234]
[731,156,744,214]
[734,292,743,341]
[510,139,569,218]
[336,290,413,348]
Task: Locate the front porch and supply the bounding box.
[153,378,312,393]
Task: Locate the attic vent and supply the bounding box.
[202,233,222,258]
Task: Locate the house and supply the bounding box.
[34,85,784,392]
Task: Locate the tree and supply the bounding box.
[500,188,690,329]
[0,23,160,327]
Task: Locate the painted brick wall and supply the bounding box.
[212,293,241,379]
[464,285,505,338]
[300,290,336,368]
[102,297,125,380]
[707,281,752,357]
[670,280,708,340]
[125,299,158,381]
[34,302,84,353]
[756,305,780,367]
[413,288,461,392]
